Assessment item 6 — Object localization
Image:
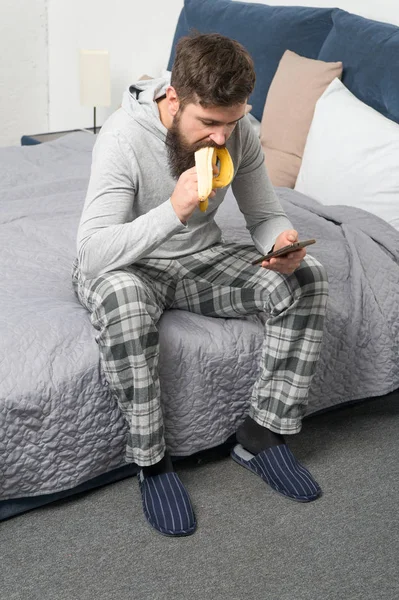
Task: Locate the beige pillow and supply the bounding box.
[260,50,343,188]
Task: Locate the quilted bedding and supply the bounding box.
[1,132,399,501]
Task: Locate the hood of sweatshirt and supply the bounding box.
[121,76,170,141]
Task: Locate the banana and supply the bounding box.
[194,147,234,212]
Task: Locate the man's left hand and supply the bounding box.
[261,229,306,274]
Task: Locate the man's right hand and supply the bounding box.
[170,166,216,223]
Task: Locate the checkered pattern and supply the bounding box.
[72,243,328,466]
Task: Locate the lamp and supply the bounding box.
[79,49,111,133]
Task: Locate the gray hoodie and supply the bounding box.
[77,77,292,279]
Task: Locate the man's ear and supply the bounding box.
[165,86,180,117]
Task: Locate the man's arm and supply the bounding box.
[231,117,293,255]
[77,132,185,279]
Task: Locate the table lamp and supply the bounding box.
[79,49,111,133]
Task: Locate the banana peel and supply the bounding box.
[194,147,234,212]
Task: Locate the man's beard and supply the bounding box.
[166,109,224,180]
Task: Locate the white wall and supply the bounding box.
[48,0,184,132]
[0,0,183,146]
[1,0,399,146]
[0,0,49,146]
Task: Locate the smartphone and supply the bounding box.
[251,239,316,265]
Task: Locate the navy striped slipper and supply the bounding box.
[138,471,197,536]
[231,443,321,502]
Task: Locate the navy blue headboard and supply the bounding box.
[318,9,399,125]
[167,0,334,121]
[168,0,399,126]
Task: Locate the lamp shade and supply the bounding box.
[79,49,111,107]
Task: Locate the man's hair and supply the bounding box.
[170,32,256,108]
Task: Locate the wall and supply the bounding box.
[47,0,184,133]
[1,0,399,146]
[0,0,183,146]
[0,0,49,146]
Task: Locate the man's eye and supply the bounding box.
[202,121,237,127]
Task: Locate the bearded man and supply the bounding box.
[73,33,329,537]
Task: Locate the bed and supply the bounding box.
[1,0,399,519]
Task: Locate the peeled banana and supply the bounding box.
[194,147,234,212]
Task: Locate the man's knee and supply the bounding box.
[266,255,328,316]
[91,270,149,318]
[294,255,329,297]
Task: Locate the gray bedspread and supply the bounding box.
[1,132,398,500]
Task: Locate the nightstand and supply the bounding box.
[21,127,98,146]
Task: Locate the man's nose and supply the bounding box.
[209,128,227,146]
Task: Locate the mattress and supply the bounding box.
[1,132,399,503]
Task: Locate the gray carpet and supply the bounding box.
[2,392,398,600]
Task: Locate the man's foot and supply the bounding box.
[138,455,196,536]
[231,443,321,502]
[141,452,174,477]
[236,415,285,454]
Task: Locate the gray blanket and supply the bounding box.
[1,132,398,500]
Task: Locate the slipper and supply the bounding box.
[231,443,321,502]
[138,471,196,536]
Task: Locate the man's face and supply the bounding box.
[166,101,247,179]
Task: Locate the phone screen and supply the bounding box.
[251,239,316,265]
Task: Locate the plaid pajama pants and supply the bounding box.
[72,243,328,466]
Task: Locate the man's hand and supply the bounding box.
[170,166,216,223]
[261,229,306,274]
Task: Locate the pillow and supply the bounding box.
[295,78,399,231]
[167,0,335,121]
[318,9,399,125]
[260,50,342,188]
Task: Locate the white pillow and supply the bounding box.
[295,78,399,231]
